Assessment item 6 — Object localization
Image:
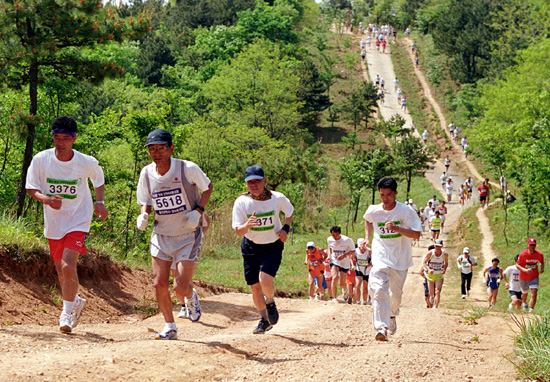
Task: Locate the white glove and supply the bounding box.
[186,210,201,230]
[137,212,149,231]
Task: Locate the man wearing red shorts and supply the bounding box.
[516,238,545,312]
[26,117,108,333]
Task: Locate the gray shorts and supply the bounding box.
[520,277,539,292]
[150,229,202,269]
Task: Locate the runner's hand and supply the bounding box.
[247,211,258,227]
[95,203,108,222]
[47,195,63,210]
[137,212,149,230]
[277,228,288,243]
[186,210,201,230]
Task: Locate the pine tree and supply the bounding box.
[0,0,151,216]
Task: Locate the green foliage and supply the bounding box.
[340,81,379,130]
[237,0,298,44]
[511,313,550,381]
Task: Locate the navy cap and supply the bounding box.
[244,166,264,182]
[145,129,172,147]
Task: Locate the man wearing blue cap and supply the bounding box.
[232,165,294,334]
[136,129,213,340]
[26,116,109,333]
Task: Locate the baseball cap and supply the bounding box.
[306,241,315,249]
[463,247,470,253]
[51,116,77,137]
[434,239,443,247]
[357,238,365,245]
[244,166,265,182]
[145,129,172,147]
[409,199,413,204]
[528,238,537,245]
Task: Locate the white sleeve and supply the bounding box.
[25,155,43,191]
[184,161,211,192]
[278,194,294,217]
[87,157,105,188]
[231,197,247,229]
[136,167,152,206]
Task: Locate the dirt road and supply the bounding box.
[0,33,517,382]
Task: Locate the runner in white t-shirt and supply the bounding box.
[363,177,422,341]
[503,255,522,311]
[456,247,477,298]
[353,238,372,305]
[232,166,294,334]
[136,129,213,340]
[26,117,109,334]
[327,226,355,302]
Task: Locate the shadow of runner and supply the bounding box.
[272,333,361,348]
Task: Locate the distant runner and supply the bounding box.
[456,247,477,298]
[422,239,448,309]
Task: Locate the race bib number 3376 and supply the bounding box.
[46,178,78,199]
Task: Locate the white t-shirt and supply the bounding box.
[445,182,454,196]
[232,191,294,244]
[363,202,422,270]
[428,198,439,209]
[137,158,210,236]
[457,254,477,274]
[327,235,355,269]
[355,247,371,275]
[26,148,105,240]
[504,265,521,292]
[440,173,447,184]
[422,130,428,140]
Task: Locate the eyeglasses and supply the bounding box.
[147,146,169,153]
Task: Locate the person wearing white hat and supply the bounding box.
[353,238,372,305]
[456,247,478,298]
[304,241,327,300]
[422,239,448,308]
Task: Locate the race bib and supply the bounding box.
[46,178,78,199]
[153,188,187,215]
[248,210,275,232]
[377,221,402,239]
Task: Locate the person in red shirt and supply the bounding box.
[516,238,545,312]
[477,181,488,209]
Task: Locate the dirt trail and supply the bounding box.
[0,31,516,381]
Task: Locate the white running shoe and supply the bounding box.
[389,316,397,335]
[59,312,72,333]
[185,289,201,322]
[71,295,87,328]
[528,308,534,313]
[314,295,319,301]
[155,324,178,340]
[330,298,338,303]
[309,296,315,300]
[508,303,513,312]
[177,304,189,319]
[461,295,466,299]
[375,328,388,341]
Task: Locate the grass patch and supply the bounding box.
[0,212,44,252]
[133,295,159,319]
[509,312,550,381]
[462,306,487,325]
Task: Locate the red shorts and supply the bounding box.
[48,231,88,262]
[347,271,356,285]
[309,266,324,278]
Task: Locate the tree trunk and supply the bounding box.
[353,193,361,223]
[17,60,39,217]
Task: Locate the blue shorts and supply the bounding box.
[241,237,283,285]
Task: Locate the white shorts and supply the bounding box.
[150,229,202,269]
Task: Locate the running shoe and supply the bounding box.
[366,300,372,306]
[343,291,349,301]
[59,312,72,333]
[71,295,87,329]
[177,304,189,319]
[461,295,466,299]
[185,289,201,322]
[389,316,397,335]
[266,301,279,325]
[330,298,338,303]
[508,303,513,312]
[375,328,388,341]
[523,304,528,312]
[356,301,362,305]
[314,295,319,301]
[253,318,273,334]
[528,308,534,313]
[347,296,352,304]
[309,296,315,300]
[155,324,178,340]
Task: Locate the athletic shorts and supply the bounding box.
[150,230,202,269]
[486,280,499,290]
[346,271,356,285]
[355,270,369,281]
[426,273,443,283]
[479,196,487,202]
[520,278,539,292]
[309,266,324,278]
[431,229,440,233]
[509,290,522,299]
[48,231,88,262]
[330,264,349,275]
[241,237,283,285]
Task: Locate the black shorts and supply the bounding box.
[355,270,369,281]
[241,237,283,285]
[479,196,487,202]
[509,290,522,299]
[330,264,349,274]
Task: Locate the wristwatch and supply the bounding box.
[195,205,205,213]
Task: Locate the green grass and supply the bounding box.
[0,212,44,252]
[462,306,487,325]
[509,312,550,381]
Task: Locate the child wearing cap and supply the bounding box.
[422,239,448,309]
[304,242,327,300]
[484,258,504,308]
[456,247,477,298]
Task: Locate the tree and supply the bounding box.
[0,0,151,216]
[296,60,331,131]
[433,0,495,83]
[391,135,435,199]
[341,81,379,131]
[237,0,298,44]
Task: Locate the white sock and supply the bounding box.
[166,322,177,330]
[62,300,75,315]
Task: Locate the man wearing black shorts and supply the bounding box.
[232,166,294,333]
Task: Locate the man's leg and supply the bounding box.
[315,274,325,297]
[460,273,467,296]
[330,266,339,299]
[465,273,472,295]
[308,273,316,297]
[369,265,391,331]
[152,256,175,323]
[250,282,267,312]
[173,260,198,302]
[60,248,80,302]
[529,288,538,309]
[259,271,275,303]
[339,271,347,297]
